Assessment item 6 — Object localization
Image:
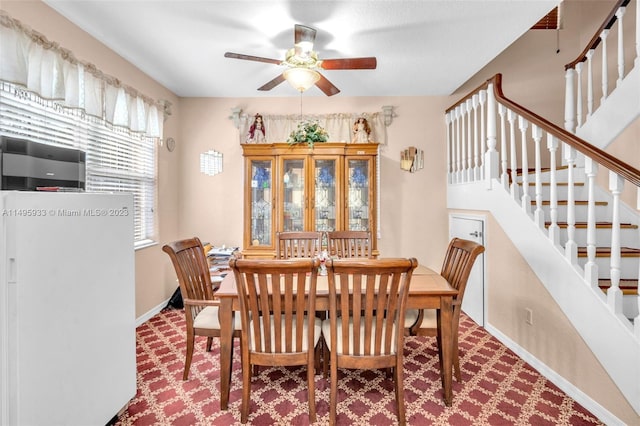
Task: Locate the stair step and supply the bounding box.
[518,182,585,186]
[599,279,638,295]
[533,200,607,206]
[545,222,638,229]
[577,247,640,257]
[513,165,573,175]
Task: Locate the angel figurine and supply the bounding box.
[352,117,371,143]
[246,114,266,143]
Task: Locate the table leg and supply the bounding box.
[439,296,454,406]
[219,298,233,410]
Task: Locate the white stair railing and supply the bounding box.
[446,74,640,335]
[564,0,635,133]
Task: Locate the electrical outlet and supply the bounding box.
[525,308,533,325]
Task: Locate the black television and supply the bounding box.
[0,136,86,191]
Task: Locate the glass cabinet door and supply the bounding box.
[347,158,370,232]
[282,158,306,232]
[313,158,337,232]
[249,159,273,246]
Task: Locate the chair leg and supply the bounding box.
[394,358,406,426]
[307,356,316,422]
[453,327,462,382]
[329,359,338,426]
[314,336,323,375]
[322,338,329,378]
[206,336,213,352]
[241,358,251,423]
[183,331,195,381]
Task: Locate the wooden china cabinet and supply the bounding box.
[242,142,378,258]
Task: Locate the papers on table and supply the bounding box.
[207,247,238,257]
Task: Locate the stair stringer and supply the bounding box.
[448,179,640,416]
[575,65,640,150]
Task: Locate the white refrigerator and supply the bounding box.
[0,191,136,426]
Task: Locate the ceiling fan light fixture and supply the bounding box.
[283,67,320,92]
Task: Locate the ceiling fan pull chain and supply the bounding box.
[299,91,303,121]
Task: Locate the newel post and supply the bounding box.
[485,84,499,187]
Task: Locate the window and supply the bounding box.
[0,81,157,246]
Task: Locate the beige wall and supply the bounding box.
[176,96,451,271]
[4,1,638,423]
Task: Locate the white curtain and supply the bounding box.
[240,112,387,144]
[0,11,164,138]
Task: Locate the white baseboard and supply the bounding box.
[485,323,624,426]
[135,298,170,327]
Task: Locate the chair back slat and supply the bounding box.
[231,258,320,354]
[327,230,372,258]
[276,231,323,259]
[440,238,485,307]
[230,257,321,423]
[162,237,215,321]
[327,258,417,357]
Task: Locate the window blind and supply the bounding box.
[0,81,157,246]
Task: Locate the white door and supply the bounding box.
[449,214,485,326]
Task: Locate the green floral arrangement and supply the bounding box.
[287,120,329,147]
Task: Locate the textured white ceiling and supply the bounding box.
[43,0,559,98]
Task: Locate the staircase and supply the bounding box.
[526,167,640,319]
[445,0,640,418]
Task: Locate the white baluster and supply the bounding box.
[485,85,498,184]
[607,171,623,315]
[508,110,519,200]
[479,90,487,180]
[518,116,531,214]
[547,134,560,246]
[616,7,626,87]
[498,104,508,190]
[472,94,480,181]
[532,125,544,228]
[460,104,467,183]
[466,99,473,182]
[584,157,599,287]
[564,67,576,133]
[446,111,452,184]
[456,107,462,183]
[575,62,583,128]
[564,145,577,264]
[600,29,610,103]
[586,50,594,117]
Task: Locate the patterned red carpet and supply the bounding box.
[115,309,602,425]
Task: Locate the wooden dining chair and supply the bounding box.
[275,231,323,259]
[162,237,241,380]
[323,257,418,426]
[229,257,321,424]
[326,230,373,258]
[405,237,485,382]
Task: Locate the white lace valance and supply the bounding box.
[240,112,388,145]
[0,10,165,138]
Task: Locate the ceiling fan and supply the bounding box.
[224,24,377,96]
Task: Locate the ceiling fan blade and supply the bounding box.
[315,74,340,96]
[320,57,377,70]
[258,74,286,91]
[224,52,281,65]
[294,24,316,46]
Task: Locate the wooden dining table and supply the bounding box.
[214,264,458,409]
